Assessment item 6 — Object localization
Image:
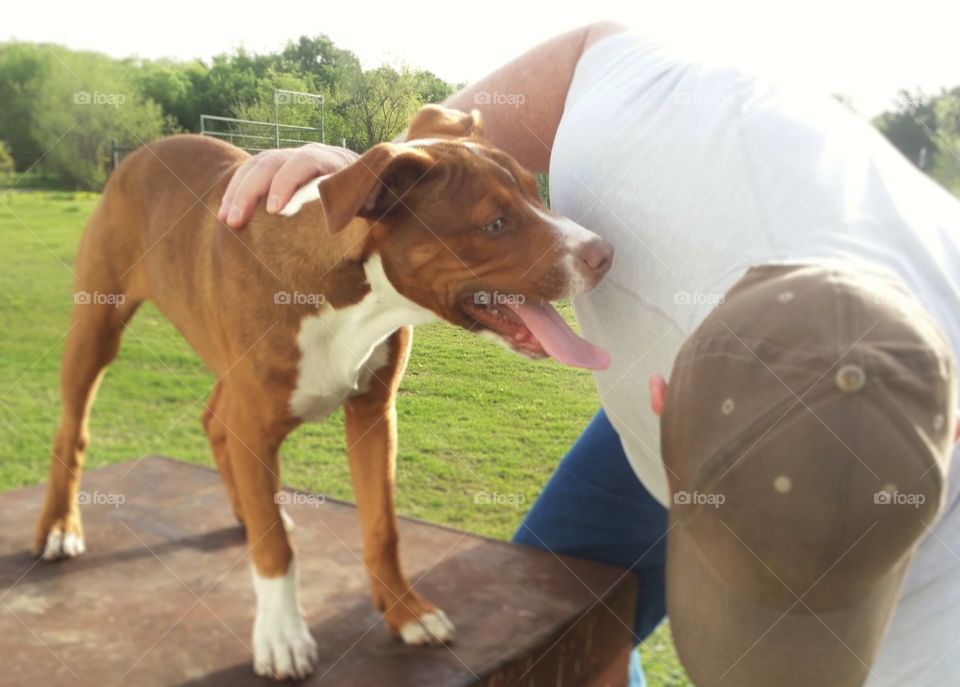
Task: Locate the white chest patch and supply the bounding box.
[289,254,437,422]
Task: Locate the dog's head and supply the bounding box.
[316,105,613,370]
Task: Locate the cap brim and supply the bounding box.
[666,514,911,687]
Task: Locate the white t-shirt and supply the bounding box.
[550,31,960,686]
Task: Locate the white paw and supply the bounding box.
[42,528,86,561]
[252,560,318,680]
[400,610,456,646]
[253,620,317,680]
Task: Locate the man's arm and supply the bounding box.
[441,21,626,173]
[218,21,626,228]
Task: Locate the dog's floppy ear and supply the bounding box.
[318,143,435,233]
[406,104,483,141]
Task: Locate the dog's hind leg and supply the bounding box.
[203,382,245,524]
[33,203,144,559]
[33,295,141,559]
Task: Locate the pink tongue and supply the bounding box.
[506,301,611,370]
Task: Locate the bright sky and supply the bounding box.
[7,0,958,117]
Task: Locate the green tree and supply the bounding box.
[930,92,960,195]
[133,59,200,132]
[415,70,454,104]
[0,42,53,170]
[279,35,362,97]
[0,140,14,182]
[0,34,464,186]
[345,65,423,148]
[874,89,939,169]
[20,45,166,188]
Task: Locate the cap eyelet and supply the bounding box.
[773,475,792,494]
[777,291,794,303]
[721,398,735,415]
[835,364,866,393]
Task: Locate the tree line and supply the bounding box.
[0,36,454,189]
[0,35,957,196]
[874,89,960,195]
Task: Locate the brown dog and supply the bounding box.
[33,105,613,679]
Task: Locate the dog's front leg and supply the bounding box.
[343,330,455,645]
[224,393,318,680]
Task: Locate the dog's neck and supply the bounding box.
[240,178,374,309]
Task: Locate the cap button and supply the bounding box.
[835,363,866,393]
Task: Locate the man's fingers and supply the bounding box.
[330,149,361,168]
[218,145,360,230]
[223,152,290,229]
[266,161,313,214]
[267,154,328,213]
[217,161,254,223]
[267,148,361,213]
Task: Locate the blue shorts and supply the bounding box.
[512,408,668,687]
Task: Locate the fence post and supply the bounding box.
[273,93,280,148]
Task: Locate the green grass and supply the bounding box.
[0,189,689,685]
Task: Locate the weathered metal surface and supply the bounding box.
[0,456,637,686]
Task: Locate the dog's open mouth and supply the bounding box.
[461,295,611,370]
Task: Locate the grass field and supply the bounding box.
[0,190,690,685]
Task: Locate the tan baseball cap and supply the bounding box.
[660,263,956,687]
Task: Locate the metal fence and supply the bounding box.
[198,89,326,154]
[273,89,324,145]
[105,90,330,180]
[109,140,137,174]
[199,115,323,153]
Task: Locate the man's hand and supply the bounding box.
[217,143,360,229]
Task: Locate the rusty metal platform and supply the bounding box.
[0,456,637,686]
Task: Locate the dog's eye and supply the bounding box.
[481,218,506,235]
